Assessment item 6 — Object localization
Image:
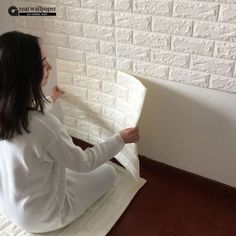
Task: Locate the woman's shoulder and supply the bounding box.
[10,111,64,154]
[29,111,64,137]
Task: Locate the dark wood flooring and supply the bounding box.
[72,138,236,236]
[108,157,236,236]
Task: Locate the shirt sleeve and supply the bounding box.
[46,129,125,172]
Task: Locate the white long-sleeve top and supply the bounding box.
[0,111,124,232]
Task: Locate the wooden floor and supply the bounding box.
[72,138,236,236]
[108,157,236,236]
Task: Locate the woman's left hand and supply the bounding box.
[50,86,65,103]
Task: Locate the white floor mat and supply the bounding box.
[0,162,146,236]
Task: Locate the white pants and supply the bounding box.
[62,163,117,228]
[12,164,116,233]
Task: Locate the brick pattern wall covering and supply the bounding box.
[12,0,236,93]
[11,0,236,142]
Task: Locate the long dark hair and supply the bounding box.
[0,31,46,140]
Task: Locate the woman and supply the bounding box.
[0,31,139,233]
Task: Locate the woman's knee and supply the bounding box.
[102,164,117,185]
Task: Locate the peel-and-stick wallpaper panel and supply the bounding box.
[60,71,146,180]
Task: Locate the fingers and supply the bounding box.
[119,127,140,144]
[54,86,65,94]
[126,127,139,140]
[50,86,65,102]
[128,128,139,143]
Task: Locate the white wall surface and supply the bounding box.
[137,76,236,187]
[1,0,236,187]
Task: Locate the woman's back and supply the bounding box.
[0,111,67,231]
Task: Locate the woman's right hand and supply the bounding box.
[50,86,65,102]
[119,127,139,144]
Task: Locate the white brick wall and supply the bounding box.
[12,0,236,140]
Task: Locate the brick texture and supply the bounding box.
[13,0,236,139]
